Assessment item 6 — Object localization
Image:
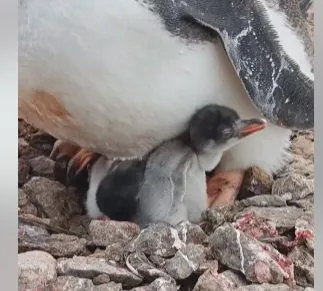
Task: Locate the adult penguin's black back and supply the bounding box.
[148,0,314,129]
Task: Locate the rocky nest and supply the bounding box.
[18,118,314,291]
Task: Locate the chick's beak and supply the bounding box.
[237,118,267,137]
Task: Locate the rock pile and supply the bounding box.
[18,115,314,291]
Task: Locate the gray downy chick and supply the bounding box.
[86,104,267,227]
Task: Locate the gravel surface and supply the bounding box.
[17,3,315,290]
[17,120,315,291]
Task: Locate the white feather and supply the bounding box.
[19,0,291,174]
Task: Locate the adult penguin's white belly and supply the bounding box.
[19,0,292,174]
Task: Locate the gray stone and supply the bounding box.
[201,207,226,229]
[22,177,82,222]
[18,222,49,238]
[18,138,39,159]
[104,242,128,262]
[89,248,106,259]
[288,245,314,287]
[18,189,38,216]
[69,214,92,236]
[175,221,207,245]
[94,282,123,291]
[130,277,177,291]
[149,277,177,291]
[28,155,55,178]
[193,267,236,291]
[18,250,57,290]
[295,211,314,252]
[164,244,205,280]
[196,259,218,274]
[49,276,94,290]
[209,223,294,284]
[89,220,140,247]
[240,166,273,198]
[235,283,294,291]
[131,223,185,257]
[19,233,88,257]
[126,252,169,280]
[272,174,314,200]
[220,270,248,287]
[32,233,88,257]
[18,189,28,207]
[232,212,278,239]
[19,202,38,216]
[280,132,314,179]
[19,158,30,186]
[236,206,304,232]
[50,278,122,291]
[291,133,314,161]
[148,255,166,268]
[239,194,289,208]
[288,195,314,210]
[283,154,314,179]
[57,256,142,287]
[93,274,110,285]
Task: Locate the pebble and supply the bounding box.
[272,174,314,200]
[235,283,294,290]
[93,274,111,285]
[48,276,94,290]
[28,155,56,178]
[18,158,30,186]
[295,211,314,253]
[193,267,236,291]
[239,194,289,208]
[239,166,273,198]
[288,245,314,287]
[18,250,57,290]
[95,282,123,291]
[89,220,140,247]
[163,244,206,279]
[209,224,294,284]
[130,223,185,257]
[57,256,142,287]
[17,122,315,291]
[126,251,169,280]
[236,206,305,232]
[19,233,88,257]
[175,221,207,245]
[22,177,82,222]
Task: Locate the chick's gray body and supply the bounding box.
[86,104,267,227]
[134,139,207,227]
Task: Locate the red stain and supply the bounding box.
[234,212,278,239]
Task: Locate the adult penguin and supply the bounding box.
[19,0,314,205]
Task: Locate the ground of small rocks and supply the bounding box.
[18,117,315,291]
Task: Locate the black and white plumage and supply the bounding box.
[86,104,267,227]
[19,0,313,179]
[181,0,314,129]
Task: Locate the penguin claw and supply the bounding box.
[207,169,245,207]
[66,148,99,178]
[50,139,80,161]
[50,139,99,183]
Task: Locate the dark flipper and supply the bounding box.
[96,159,147,221]
[180,0,314,129]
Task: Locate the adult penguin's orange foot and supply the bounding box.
[50,140,80,161]
[207,169,245,208]
[50,140,99,180]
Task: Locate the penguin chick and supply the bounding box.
[86,157,147,221]
[86,104,266,226]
